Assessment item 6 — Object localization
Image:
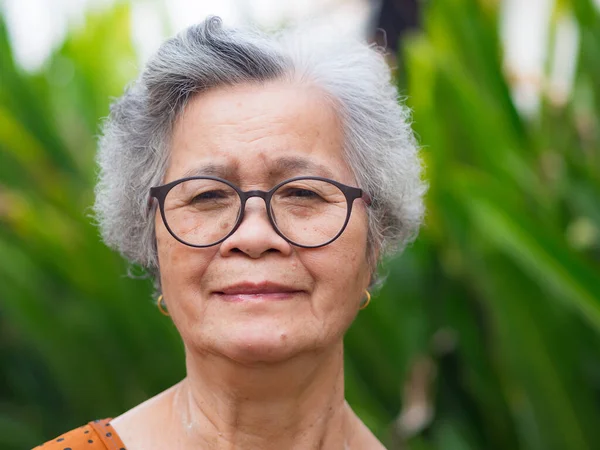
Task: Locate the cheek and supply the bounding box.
[301,216,371,312]
[156,222,179,277]
[155,225,219,336]
[155,219,213,296]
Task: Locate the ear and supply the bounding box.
[367,241,381,273]
[365,256,378,292]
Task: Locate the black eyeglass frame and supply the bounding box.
[149,175,372,249]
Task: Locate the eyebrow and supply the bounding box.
[180,156,336,181]
[181,163,236,179]
[271,156,336,179]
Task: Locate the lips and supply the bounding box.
[214,281,304,301]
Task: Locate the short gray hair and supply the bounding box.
[93,17,426,287]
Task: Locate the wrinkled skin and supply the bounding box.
[158,81,372,365]
[112,81,384,450]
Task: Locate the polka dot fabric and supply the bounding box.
[32,418,127,450]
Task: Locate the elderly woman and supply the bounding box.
[36,16,425,450]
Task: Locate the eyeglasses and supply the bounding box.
[149,176,371,249]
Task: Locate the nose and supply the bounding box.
[219,197,293,258]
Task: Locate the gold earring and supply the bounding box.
[360,290,371,310]
[157,294,170,316]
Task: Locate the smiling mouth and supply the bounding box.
[214,282,305,302]
[215,292,302,302]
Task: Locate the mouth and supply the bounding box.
[213,282,305,302]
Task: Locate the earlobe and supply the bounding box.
[359,290,371,309]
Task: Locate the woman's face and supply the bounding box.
[156,81,372,364]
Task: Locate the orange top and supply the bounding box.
[32,418,127,450]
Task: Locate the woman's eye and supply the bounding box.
[191,190,226,202]
[286,189,319,198]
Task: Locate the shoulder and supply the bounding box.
[32,418,127,450]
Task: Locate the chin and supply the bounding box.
[212,320,311,365]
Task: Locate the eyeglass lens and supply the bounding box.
[162,178,349,247]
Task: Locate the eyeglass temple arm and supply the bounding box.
[147,193,157,211]
[361,191,372,206]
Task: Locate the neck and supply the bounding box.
[171,341,355,449]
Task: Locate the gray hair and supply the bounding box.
[93,16,426,289]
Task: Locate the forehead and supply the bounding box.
[165,81,353,185]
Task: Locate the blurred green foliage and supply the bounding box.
[0,1,599,449]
